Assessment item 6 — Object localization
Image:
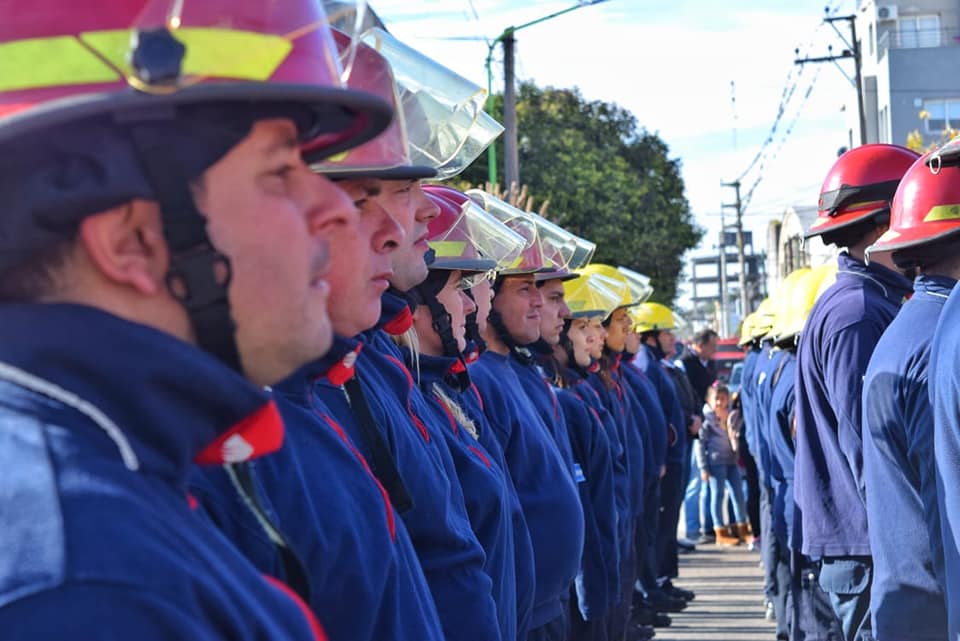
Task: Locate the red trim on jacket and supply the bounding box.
[262,574,329,641]
[383,306,414,335]
[194,401,284,465]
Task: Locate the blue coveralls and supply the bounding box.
[193,337,446,641]
[794,252,911,641]
[928,278,960,641]
[313,328,502,641]
[556,388,618,639]
[631,346,688,582]
[471,350,585,641]
[767,351,842,641]
[738,346,763,542]
[404,350,525,641]
[863,274,952,640]
[0,304,326,641]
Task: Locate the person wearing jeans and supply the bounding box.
[697,383,747,546]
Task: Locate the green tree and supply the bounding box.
[458,82,702,304]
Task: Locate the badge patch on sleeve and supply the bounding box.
[574,463,586,483]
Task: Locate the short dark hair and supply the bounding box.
[692,328,718,346]
[0,237,76,303]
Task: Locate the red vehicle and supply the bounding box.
[713,337,745,384]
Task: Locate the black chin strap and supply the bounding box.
[129,127,243,373]
[463,289,486,354]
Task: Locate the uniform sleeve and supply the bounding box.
[823,320,885,500]
[0,584,231,641]
[932,323,960,626]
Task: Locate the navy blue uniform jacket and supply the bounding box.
[795,252,911,557]
[631,346,687,466]
[471,351,585,629]
[766,352,797,548]
[864,274,951,640]
[0,304,325,641]
[314,332,501,641]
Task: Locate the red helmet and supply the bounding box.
[0,0,391,156]
[869,153,960,257]
[422,185,526,283]
[805,144,920,239]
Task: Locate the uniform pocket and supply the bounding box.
[817,557,871,595]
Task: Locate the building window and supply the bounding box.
[898,14,941,48]
[879,106,889,143]
[924,99,960,133]
[868,23,875,57]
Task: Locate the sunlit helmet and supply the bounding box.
[361,28,503,179]
[738,313,757,347]
[630,302,677,333]
[751,298,775,339]
[579,263,637,309]
[422,185,526,287]
[806,144,919,239]
[868,151,960,268]
[767,268,811,341]
[564,272,629,321]
[309,29,435,179]
[525,211,590,283]
[0,0,391,154]
[617,266,654,304]
[775,264,837,343]
[466,190,545,275]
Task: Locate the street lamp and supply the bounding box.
[485,0,610,188]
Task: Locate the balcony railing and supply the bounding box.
[878,28,960,59]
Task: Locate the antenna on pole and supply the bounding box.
[730,80,738,152]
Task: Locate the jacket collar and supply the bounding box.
[375,289,415,336]
[913,273,957,301]
[290,334,362,388]
[0,304,281,486]
[836,251,913,304]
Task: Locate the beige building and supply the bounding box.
[766,206,838,293]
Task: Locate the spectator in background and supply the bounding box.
[678,329,719,544]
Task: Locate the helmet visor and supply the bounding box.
[617,266,654,303]
[466,190,543,273]
[564,272,628,320]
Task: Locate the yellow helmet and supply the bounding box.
[616,266,654,304]
[579,263,635,309]
[775,264,838,343]
[738,312,757,346]
[563,272,629,321]
[631,302,677,333]
[752,297,776,339]
[767,268,812,341]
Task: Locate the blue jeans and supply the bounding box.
[701,463,746,527]
[684,447,713,537]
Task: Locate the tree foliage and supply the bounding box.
[457,82,703,304]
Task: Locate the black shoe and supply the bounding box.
[662,580,695,602]
[627,623,656,640]
[631,605,671,628]
[647,588,687,613]
[677,538,696,553]
[651,612,671,628]
[695,532,716,544]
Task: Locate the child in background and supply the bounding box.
[697,382,749,546]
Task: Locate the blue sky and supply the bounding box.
[372,0,864,288]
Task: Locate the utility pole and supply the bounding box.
[722,180,748,323]
[484,1,610,186]
[794,13,866,144]
[503,33,519,191]
[718,210,728,336]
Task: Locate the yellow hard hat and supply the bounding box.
[563,272,629,320]
[579,263,635,309]
[752,297,775,339]
[767,268,812,341]
[631,302,677,333]
[775,264,838,343]
[616,266,654,304]
[738,312,757,346]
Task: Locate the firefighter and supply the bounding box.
[793,143,918,641]
[0,1,393,638]
[864,151,960,640]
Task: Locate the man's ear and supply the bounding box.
[77,199,168,296]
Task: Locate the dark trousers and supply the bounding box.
[759,483,777,600]
[608,524,636,641]
[655,463,684,579]
[791,550,843,641]
[529,610,570,641]
[740,442,762,537]
[636,479,660,592]
[818,556,873,641]
[770,536,792,640]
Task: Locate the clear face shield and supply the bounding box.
[617,266,654,304]
[564,272,629,321]
[466,190,543,274]
[360,28,504,179]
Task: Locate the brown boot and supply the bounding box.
[714,526,741,547]
[736,522,754,545]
